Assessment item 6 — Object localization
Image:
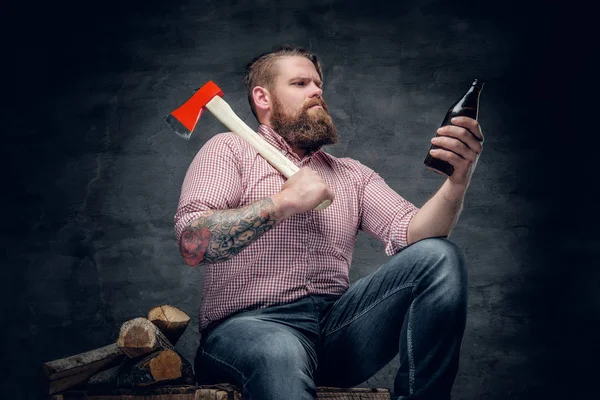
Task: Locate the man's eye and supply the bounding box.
[294,82,305,86]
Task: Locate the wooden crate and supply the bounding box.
[50,384,390,400]
[316,387,390,399]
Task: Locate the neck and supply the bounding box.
[291,146,306,159]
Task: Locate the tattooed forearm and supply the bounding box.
[179,198,278,266]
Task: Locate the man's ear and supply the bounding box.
[252,86,271,113]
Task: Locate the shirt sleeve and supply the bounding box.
[358,162,420,255]
[174,133,244,244]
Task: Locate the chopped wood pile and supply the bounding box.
[41,305,194,397]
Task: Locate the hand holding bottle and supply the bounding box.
[429,116,484,187]
[424,79,485,187]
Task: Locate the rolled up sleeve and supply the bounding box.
[174,133,243,244]
[358,166,420,255]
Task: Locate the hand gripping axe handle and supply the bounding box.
[162,81,331,210]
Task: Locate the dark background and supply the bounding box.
[2,0,593,399]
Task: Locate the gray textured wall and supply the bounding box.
[3,0,593,399]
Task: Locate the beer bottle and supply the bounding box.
[424,79,484,176]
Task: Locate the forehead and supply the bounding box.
[274,56,320,81]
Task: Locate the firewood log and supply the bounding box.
[147,305,190,346]
[41,343,124,395]
[117,317,174,358]
[87,349,195,389]
[86,364,121,389]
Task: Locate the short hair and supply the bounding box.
[243,45,323,120]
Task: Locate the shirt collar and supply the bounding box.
[257,124,322,161]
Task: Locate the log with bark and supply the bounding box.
[87,349,195,390]
[41,343,125,395]
[147,305,190,346]
[117,317,175,358]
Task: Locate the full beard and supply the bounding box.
[270,96,338,154]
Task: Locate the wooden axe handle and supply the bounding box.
[205,96,331,210]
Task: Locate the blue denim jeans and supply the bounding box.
[194,237,468,400]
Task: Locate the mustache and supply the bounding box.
[303,98,328,111]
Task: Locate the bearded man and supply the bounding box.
[174,45,484,400]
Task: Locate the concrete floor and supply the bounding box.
[2,1,595,399]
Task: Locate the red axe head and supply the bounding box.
[162,81,224,139]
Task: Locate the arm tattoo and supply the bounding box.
[179,198,278,266]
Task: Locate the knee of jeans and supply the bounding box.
[416,238,468,302]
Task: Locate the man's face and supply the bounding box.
[268,56,337,154]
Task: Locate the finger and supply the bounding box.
[437,125,483,155]
[450,117,485,143]
[429,147,470,169]
[431,136,477,162]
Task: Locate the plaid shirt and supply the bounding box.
[174,125,419,331]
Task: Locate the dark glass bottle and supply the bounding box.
[424,79,484,176]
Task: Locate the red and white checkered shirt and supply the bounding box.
[174,125,419,331]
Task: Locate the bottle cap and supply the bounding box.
[472,79,485,89]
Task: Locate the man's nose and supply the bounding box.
[309,83,323,98]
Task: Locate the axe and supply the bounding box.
[162,81,331,210]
